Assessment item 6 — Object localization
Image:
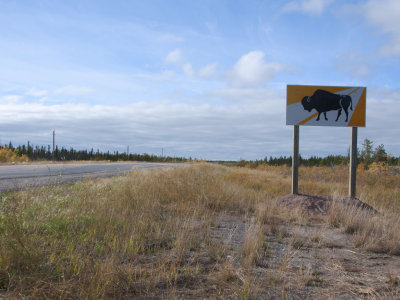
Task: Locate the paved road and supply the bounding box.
[0,162,182,192]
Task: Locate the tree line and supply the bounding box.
[0,142,188,163]
[228,139,399,168]
[1,139,398,166]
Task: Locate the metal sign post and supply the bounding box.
[292,125,299,194]
[349,127,358,198]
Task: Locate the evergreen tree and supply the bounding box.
[360,138,374,168]
[374,144,387,163]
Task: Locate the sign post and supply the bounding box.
[286,85,366,197]
[349,127,357,198]
[292,125,299,194]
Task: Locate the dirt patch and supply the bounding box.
[275,193,377,215]
[203,213,400,299]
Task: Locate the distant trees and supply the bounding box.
[359,138,390,168]
[1,138,398,167]
[0,142,188,163]
[256,138,397,168]
[262,154,349,167]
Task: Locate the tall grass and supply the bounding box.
[0,164,269,298]
[0,163,399,298]
[327,199,400,255]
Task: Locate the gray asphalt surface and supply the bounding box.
[0,162,182,192]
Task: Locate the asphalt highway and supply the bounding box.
[0,162,182,192]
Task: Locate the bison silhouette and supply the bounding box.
[301,89,353,122]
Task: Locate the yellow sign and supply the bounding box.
[286,85,366,127]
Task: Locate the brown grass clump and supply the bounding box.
[328,200,400,255]
[241,222,267,267]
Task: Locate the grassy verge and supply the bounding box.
[0,163,399,299]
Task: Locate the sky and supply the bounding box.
[0,0,400,160]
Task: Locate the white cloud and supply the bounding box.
[182,62,217,79]
[54,85,95,96]
[165,49,182,64]
[206,88,283,105]
[1,95,21,103]
[137,70,175,81]
[362,0,400,56]
[165,49,217,79]
[26,88,48,97]
[158,34,184,43]
[0,89,291,159]
[283,0,333,14]
[1,86,400,160]
[225,51,287,88]
[360,88,400,152]
[0,90,287,160]
[182,63,195,77]
[38,96,51,103]
[335,50,372,78]
[197,63,217,78]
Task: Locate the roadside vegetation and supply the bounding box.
[2,138,399,166]
[0,143,188,163]
[1,163,400,299]
[0,147,29,163]
[225,138,398,168]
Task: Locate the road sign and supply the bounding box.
[286,85,366,127]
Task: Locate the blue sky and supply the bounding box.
[1,0,399,160]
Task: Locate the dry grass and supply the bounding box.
[328,200,400,255]
[0,163,400,299]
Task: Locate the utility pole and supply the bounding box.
[161,148,164,158]
[52,130,55,161]
[127,145,129,155]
